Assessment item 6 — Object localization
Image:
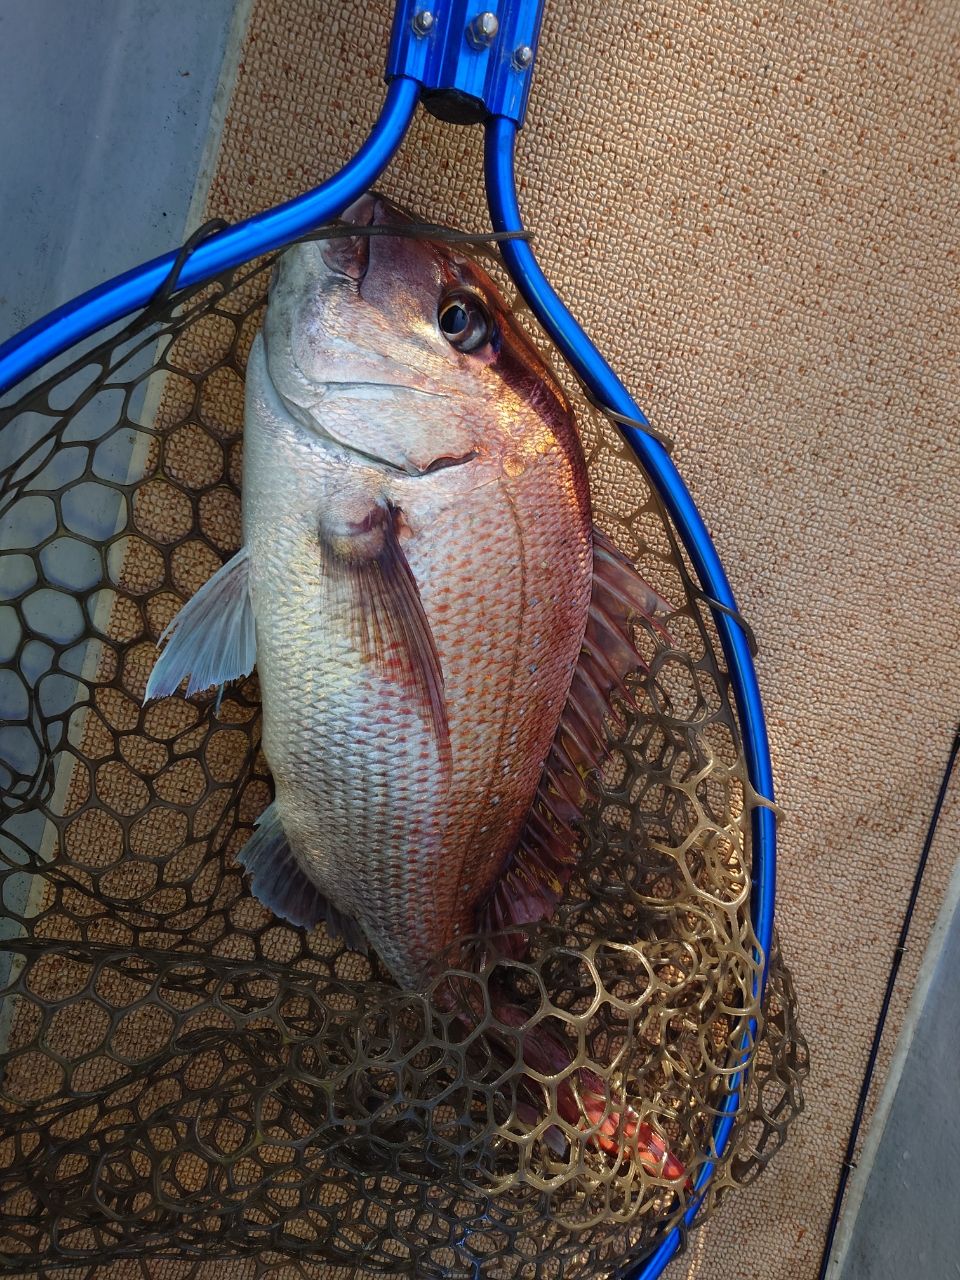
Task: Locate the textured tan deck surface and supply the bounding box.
[197,1,960,1275]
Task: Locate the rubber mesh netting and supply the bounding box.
[0,227,807,1279]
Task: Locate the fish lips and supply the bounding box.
[261,344,477,478]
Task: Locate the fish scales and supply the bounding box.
[145,193,616,989]
[243,305,591,986]
[144,194,685,1173]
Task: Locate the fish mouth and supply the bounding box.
[263,355,475,478]
[314,380,452,401]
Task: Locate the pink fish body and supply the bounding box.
[146,194,662,993]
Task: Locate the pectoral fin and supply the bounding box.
[323,501,450,772]
[144,547,256,701]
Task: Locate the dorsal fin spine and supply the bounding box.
[475,526,671,943]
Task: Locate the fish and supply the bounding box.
[145,192,680,1176]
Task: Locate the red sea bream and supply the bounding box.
[145,193,665,993]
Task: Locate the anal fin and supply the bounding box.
[478,527,672,940]
[236,801,367,949]
[145,546,256,701]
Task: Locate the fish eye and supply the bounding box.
[438,290,494,353]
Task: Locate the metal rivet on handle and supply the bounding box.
[512,44,534,69]
[412,8,435,35]
[467,11,499,48]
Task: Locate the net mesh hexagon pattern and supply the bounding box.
[0,227,807,1279]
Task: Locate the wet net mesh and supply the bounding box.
[0,225,807,1279]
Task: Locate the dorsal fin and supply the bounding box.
[477,527,669,942]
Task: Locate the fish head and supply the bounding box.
[261,192,576,478]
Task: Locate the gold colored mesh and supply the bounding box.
[0,231,807,1279]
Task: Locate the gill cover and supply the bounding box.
[261,194,501,476]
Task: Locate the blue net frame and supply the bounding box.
[0,7,782,1277]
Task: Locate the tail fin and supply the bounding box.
[479,993,688,1181]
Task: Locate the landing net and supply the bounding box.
[0,225,807,1279]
